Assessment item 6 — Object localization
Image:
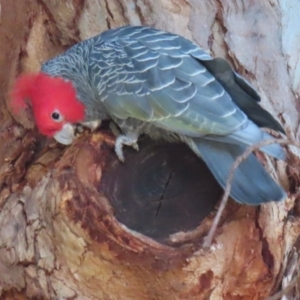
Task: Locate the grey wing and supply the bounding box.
[89,26,247,136]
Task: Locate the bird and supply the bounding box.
[10,25,286,205]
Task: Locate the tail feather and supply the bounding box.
[191,138,286,205]
[200,57,285,134]
[206,121,286,160]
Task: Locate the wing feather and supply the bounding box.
[89,26,247,136]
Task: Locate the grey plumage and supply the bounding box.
[42,26,286,205]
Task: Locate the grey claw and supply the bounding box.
[114,133,139,162]
[118,154,125,163]
[115,142,125,162]
[132,143,139,151]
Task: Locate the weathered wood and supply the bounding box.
[101,137,222,241]
[1,0,300,299]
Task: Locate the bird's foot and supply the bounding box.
[75,120,102,136]
[115,133,139,162]
[81,120,102,131]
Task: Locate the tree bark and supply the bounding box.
[1,0,300,299]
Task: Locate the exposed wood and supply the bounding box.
[0,0,300,299]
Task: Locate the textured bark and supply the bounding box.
[1,0,300,299]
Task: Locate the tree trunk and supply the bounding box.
[1,0,300,299]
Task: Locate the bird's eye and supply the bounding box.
[51,110,63,122]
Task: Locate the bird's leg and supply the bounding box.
[110,118,143,162]
[115,131,140,162]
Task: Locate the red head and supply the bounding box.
[10,73,85,137]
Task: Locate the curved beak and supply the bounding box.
[53,123,75,145]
